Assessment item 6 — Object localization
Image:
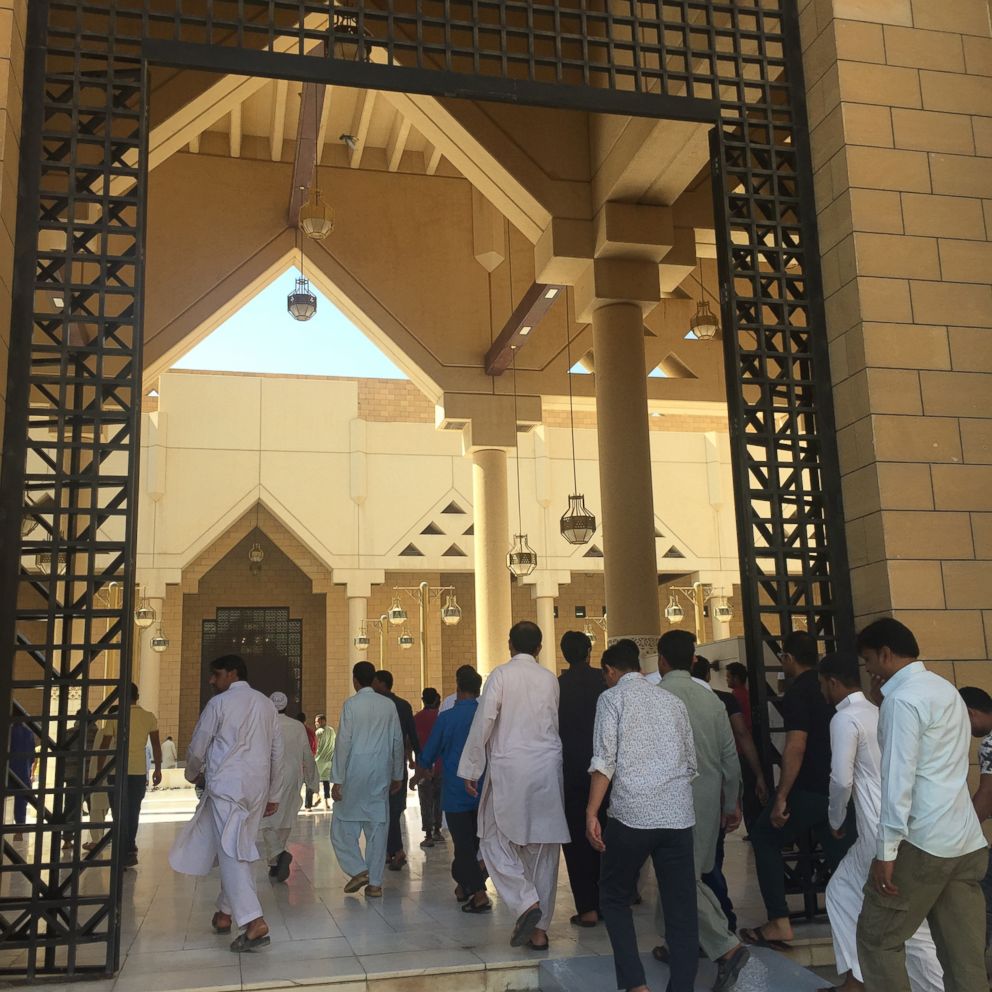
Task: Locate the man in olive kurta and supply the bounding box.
[653,630,751,990]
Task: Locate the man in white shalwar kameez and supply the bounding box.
[169,655,283,952]
[457,621,570,949]
[259,691,319,883]
[330,661,404,897]
[818,651,943,992]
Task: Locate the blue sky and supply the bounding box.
[174,267,407,379]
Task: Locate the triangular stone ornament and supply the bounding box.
[420,522,443,535]
[663,545,685,558]
[399,543,424,557]
[583,545,604,558]
[442,544,467,557]
[441,501,466,514]
[463,524,475,536]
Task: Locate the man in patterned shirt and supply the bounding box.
[586,638,699,992]
[960,686,992,977]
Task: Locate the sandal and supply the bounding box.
[570,914,598,928]
[461,899,493,914]
[387,855,407,872]
[230,930,270,953]
[525,939,550,951]
[739,926,790,951]
[211,912,232,935]
[510,905,542,948]
[454,885,469,903]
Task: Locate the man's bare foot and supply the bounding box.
[577,911,598,924]
[244,917,269,941]
[528,927,549,949]
[740,917,793,944]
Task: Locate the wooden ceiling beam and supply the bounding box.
[288,82,327,226]
[484,283,566,376]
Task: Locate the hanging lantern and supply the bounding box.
[151,627,170,653]
[507,534,538,578]
[34,550,67,575]
[398,630,414,650]
[248,541,265,575]
[664,595,685,624]
[713,601,734,622]
[560,493,597,545]
[583,622,597,646]
[353,632,370,651]
[300,187,334,240]
[134,601,157,628]
[287,275,317,321]
[21,493,56,538]
[440,594,462,627]
[387,599,407,625]
[689,299,720,340]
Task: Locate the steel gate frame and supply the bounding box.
[0,0,853,977]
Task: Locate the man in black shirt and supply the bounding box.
[558,630,606,927]
[372,670,420,871]
[740,632,855,950]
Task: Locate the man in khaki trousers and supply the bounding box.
[856,618,988,991]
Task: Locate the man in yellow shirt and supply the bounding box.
[121,683,161,867]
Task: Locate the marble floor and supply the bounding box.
[4,788,824,992]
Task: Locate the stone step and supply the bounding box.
[538,947,824,992]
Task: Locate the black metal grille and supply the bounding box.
[0,0,853,976]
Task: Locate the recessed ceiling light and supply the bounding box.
[147,389,159,398]
[519,325,532,336]
[544,288,559,299]
[53,296,64,309]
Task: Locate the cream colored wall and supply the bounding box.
[802,0,992,675]
[0,0,25,442]
[135,370,740,599]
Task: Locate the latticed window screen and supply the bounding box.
[0,0,852,978]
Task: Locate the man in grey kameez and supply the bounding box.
[330,661,404,897]
[654,630,752,992]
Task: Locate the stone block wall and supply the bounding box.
[801,0,992,667]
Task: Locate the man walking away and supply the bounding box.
[170,655,283,952]
[8,709,33,842]
[960,686,992,979]
[122,683,161,868]
[372,669,420,871]
[161,736,178,769]
[314,714,335,811]
[558,629,607,928]
[818,651,942,992]
[654,632,750,991]
[857,618,987,992]
[412,667,490,911]
[458,620,569,950]
[413,688,443,848]
[742,631,854,950]
[587,639,699,992]
[259,691,319,883]
[330,661,404,898]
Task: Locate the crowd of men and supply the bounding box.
[156,616,992,991]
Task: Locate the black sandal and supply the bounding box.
[230,931,270,953]
[461,899,493,914]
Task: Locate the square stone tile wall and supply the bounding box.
[801,0,992,670]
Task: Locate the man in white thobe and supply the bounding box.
[818,651,943,992]
[259,691,319,883]
[330,661,404,897]
[457,621,570,949]
[169,655,283,952]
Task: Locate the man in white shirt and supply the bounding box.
[259,691,319,883]
[856,618,987,991]
[169,655,283,952]
[586,638,699,992]
[818,651,942,992]
[959,685,992,978]
[458,621,569,950]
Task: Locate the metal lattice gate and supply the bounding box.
[0,0,853,977]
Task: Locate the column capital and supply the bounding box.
[335,569,385,599]
[436,391,542,453]
[525,570,571,599]
[573,258,661,322]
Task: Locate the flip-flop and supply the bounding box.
[230,931,270,953]
[211,912,232,935]
[739,926,790,951]
[525,939,550,951]
[570,914,597,928]
[510,905,543,947]
[461,899,493,914]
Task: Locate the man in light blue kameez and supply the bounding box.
[330,661,404,897]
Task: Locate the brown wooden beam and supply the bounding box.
[288,82,326,225]
[484,282,566,375]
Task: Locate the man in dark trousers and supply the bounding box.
[372,670,420,871]
[557,629,606,927]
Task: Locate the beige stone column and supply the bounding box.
[592,301,661,671]
[535,596,557,673]
[347,595,367,680]
[472,448,512,676]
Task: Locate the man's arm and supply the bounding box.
[729,713,769,804]
[389,707,404,792]
[876,697,922,861]
[267,716,285,809]
[457,670,502,787]
[330,703,351,800]
[973,776,992,823]
[716,708,742,817]
[184,702,219,784]
[149,729,163,787]
[770,731,807,827]
[586,694,619,853]
[411,715,444,787]
[827,712,857,834]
